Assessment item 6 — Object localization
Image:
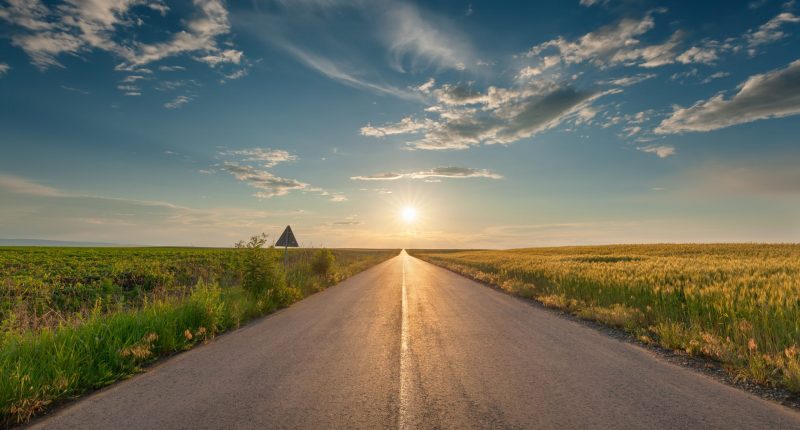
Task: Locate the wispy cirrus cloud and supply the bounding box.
[597,73,656,87]
[238,0,475,100]
[351,167,502,181]
[383,2,473,72]
[0,173,67,197]
[656,59,800,134]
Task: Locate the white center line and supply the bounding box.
[399,252,411,429]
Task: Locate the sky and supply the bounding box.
[0,0,799,248]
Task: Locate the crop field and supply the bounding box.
[0,245,397,426]
[410,244,800,394]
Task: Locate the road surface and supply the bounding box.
[31,251,800,429]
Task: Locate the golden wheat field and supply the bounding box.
[410,244,800,392]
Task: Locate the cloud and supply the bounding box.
[164,95,192,109]
[222,148,298,167]
[195,49,243,67]
[118,0,235,68]
[351,167,502,181]
[222,163,311,198]
[656,59,800,133]
[701,71,730,84]
[360,117,430,137]
[526,11,680,69]
[330,220,363,225]
[10,31,84,69]
[60,85,89,94]
[222,68,249,81]
[274,42,416,100]
[238,1,470,100]
[217,150,344,201]
[0,0,244,72]
[0,63,9,76]
[676,46,719,64]
[0,173,67,197]
[384,3,473,72]
[746,12,800,47]
[599,73,656,87]
[363,80,607,150]
[158,65,186,72]
[637,144,676,158]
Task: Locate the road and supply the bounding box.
[31,251,800,429]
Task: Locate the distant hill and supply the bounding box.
[0,239,133,247]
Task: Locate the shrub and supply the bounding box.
[236,234,287,302]
[311,248,335,278]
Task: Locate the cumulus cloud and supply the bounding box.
[525,11,684,69]
[656,59,800,133]
[164,95,192,109]
[0,0,244,72]
[222,163,312,198]
[701,71,730,84]
[362,80,607,150]
[222,148,298,168]
[524,8,775,72]
[351,167,502,181]
[637,144,676,158]
[746,12,800,47]
[676,46,719,64]
[0,63,9,76]
[217,149,344,201]
[195,49,243,67]
[360,117,430,137]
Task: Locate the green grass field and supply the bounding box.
[410,244,800,395]
[0,245,397,426]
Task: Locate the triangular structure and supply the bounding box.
[276,225,299,247]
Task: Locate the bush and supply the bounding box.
[236,234,287,302]
[311,249,335,278]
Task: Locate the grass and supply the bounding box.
[409,244,800,394]
[0,245,397,427]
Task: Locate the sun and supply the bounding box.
[401,206,418,223]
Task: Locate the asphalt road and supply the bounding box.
[31,251,800,429]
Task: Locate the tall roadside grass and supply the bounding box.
[0,242,397,427]
[410,244,800,394]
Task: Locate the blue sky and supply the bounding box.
[0,0,799,247]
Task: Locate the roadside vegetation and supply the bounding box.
[0,240,397,427]
[410,244,800,395]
